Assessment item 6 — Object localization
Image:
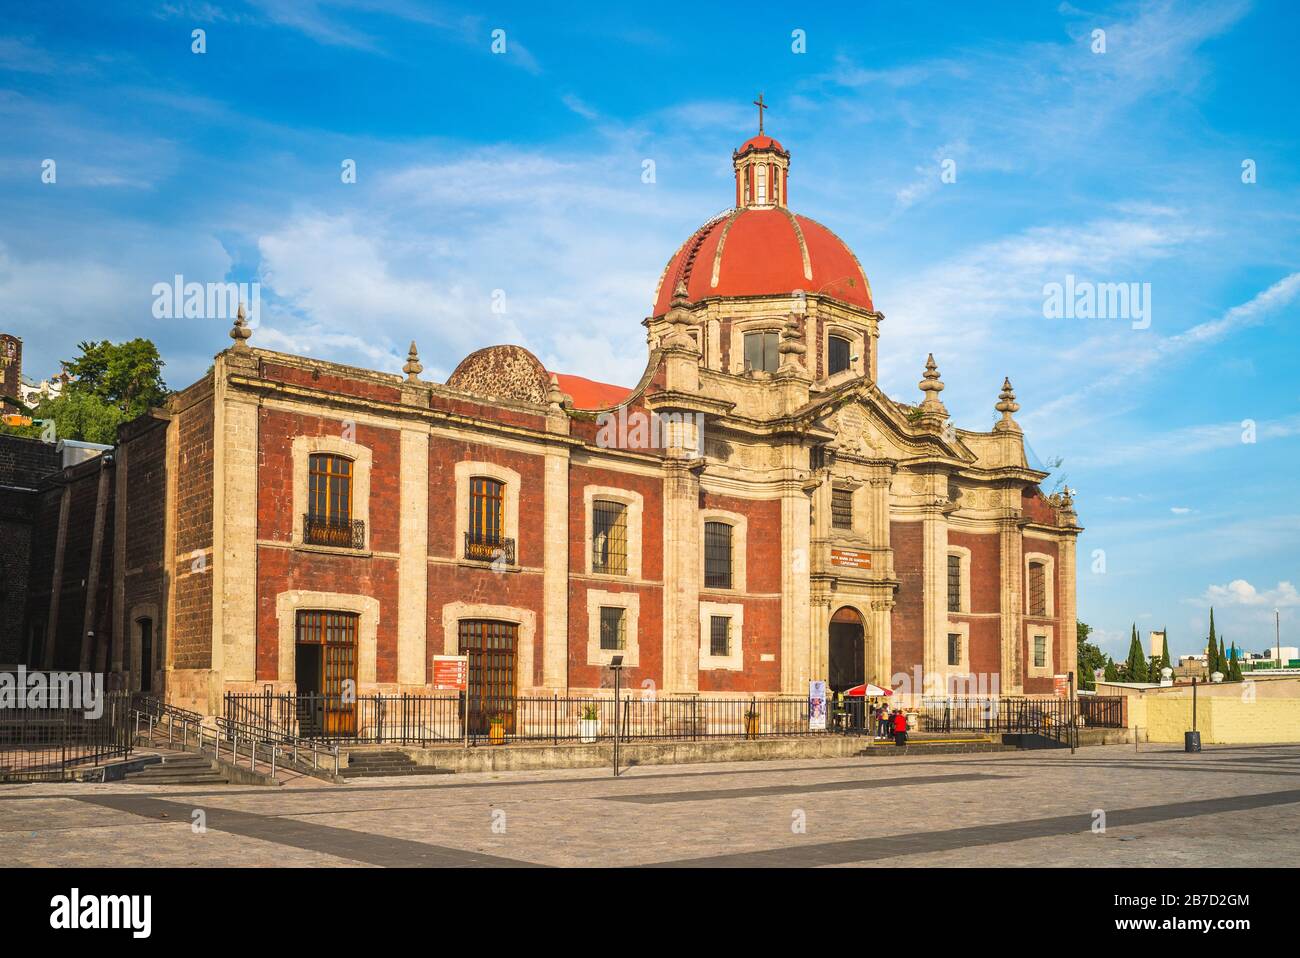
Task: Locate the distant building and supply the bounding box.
[1148,629,1166,661]
[0,334,21,413]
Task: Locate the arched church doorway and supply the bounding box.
[828,606,865,693]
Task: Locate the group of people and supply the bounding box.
[873,703,909,746]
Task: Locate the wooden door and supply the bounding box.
[457,620,517,735]
[296,610,359,737]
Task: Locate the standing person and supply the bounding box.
[875,704,887,739]
[893,708,908,747]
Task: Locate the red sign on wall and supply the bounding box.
[831,549,873,570]
[432,655,468,691]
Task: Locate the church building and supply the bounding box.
[19,122,1081,722]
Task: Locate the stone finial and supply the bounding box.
[917,353,946,414]
[661,280,698,350]
[994,376,1021,432]
[230,302,253,350]
[1058,485,1079,527]
[546,372,566,410]
[776,312,807,373]
[403,341,423,381]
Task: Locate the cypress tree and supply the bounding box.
[1104,658,1119,682]
[1125,624,1148,683]
[1206,608,1220,675]
[1218,636,1228,677]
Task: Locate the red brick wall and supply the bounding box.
[948,529,1002,679]
[697,490,781,693]
[566,462,664,691]
[426,437,546,685]
[1022,535,1061,694]
[256,408,402,553]
[172,385,214,670]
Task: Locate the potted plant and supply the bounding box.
[744,706,761,740]
[488,713,506,745]
[578,703,600,743]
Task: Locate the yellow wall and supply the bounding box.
[1140,696,1300,744]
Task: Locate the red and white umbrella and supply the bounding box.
[845,683,893,697]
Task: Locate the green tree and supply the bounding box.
[1229,643,1244,681]
[1076,621,1106,690]
[1206,608,1220,675]
[1103,658,1119,682]
[0,339,168,444]
[1158,631,1172,678]
[64,338,168,418]
[1125,624,1148,683]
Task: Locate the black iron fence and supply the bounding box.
[225,689,865,746]
[0,689,133,782]
[921,695,1125,734]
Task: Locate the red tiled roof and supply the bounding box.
[736,134,787,154]
[551,372,632,410]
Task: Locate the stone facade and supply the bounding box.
[10,130,1082,713]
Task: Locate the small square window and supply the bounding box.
[600,607,626,651]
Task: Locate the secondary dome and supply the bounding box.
[651,124,873,316]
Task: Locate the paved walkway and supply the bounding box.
[2,744,1297,867]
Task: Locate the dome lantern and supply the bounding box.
[733,93,790,209]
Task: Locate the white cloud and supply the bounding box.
[1199,580,1300,608]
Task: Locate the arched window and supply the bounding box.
[743,330,779,373]
[828,335,852,376]
[756,164,768,205]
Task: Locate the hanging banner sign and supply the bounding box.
[809,680,828,731]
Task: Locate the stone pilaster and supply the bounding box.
[999,509,1024,695]
[43,484,71,669]
[869,596,894,688]
[397,424,429,687]
[111,440,128,677]
[80,461,111,672]
[781,472,812,694]
[542,446,570,691]
[213,352,259,684]
[662,458,702,694]
[1059,529,1079,691]
[920,489,947,698]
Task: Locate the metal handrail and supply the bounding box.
[132,704,339,781]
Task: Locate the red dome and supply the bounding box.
[652,207,873,315]
[736,134,786,155]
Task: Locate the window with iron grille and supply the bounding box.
[704,521,733,589]
[1028,561,1046,616]
[469,477,504,545]
[947,554,962,613]
[710,616,730,657]
[831,488,853,530]
[947,632,962,667]
[1033,634,1047,669]
[599,607,626,651]
[743,331,779,373]
[308,454,353,522]
[828,335,852,375]
[591,500,628,575]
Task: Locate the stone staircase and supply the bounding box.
[857,734,1013,757]
[339,750,452,779]
[122,751,230,785]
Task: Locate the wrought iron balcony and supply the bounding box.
[464,531,515,565]
[303,513,366,550]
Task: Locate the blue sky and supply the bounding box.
[2,0,1297,662]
